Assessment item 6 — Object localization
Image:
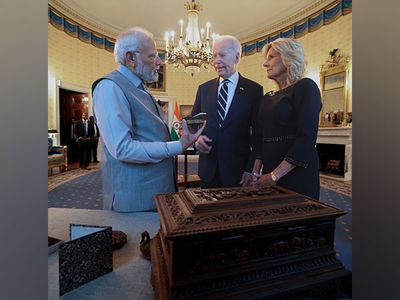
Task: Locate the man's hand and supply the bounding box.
[194,135,212,154]
[179,119,206,151]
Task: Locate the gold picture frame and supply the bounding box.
[323,71,346,90]
[180,105,193,118]
[319,63,349,127]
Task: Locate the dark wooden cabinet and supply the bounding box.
[151,186,350,299]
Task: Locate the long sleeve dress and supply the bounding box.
[254,78,322,199]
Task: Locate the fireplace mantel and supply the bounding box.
[317,126,352,181]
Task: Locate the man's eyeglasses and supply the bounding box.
[130,50,159,61]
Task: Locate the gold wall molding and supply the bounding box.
[49,0,119,38]
[240,0,336,43]
[48,0,351,56]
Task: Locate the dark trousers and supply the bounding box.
[78,139,91,167]
[200,162,223,189]
[91,138,99,162]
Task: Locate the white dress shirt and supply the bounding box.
[93,122,98,137]
[93,65,182,164]
[83,119,88,135]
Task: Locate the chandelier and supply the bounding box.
[164,0,218,76]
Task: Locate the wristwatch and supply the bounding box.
[270,171,278,182]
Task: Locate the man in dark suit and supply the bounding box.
[192,35,263,188]
[75,112,91,170]
[88,115,100,163]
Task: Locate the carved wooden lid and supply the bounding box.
[154,186,345,238]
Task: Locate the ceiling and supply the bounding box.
[49,0,336,43]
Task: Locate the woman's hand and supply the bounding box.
[240,172,258,186]
[251,173,277,187]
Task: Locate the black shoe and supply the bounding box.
[94,160,99,163]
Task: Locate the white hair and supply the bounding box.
[213,35,242,57]
[113,27,153,65]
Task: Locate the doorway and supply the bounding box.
[59,88,89,169]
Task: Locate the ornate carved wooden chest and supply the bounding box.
[150,186,350,299]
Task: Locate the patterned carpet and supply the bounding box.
[48,170,103,209]
[48,164,100,192]
[320,176,352,197]
[319,187,352,270]
[48,162,352,195]
[48,162,352,272]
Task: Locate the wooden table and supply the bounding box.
[175,151,200,188]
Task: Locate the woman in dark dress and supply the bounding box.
[249,38,322,199]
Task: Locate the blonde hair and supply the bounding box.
[262,38,307,85]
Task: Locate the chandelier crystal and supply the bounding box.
[164,0,218,76]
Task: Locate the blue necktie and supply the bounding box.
[217,79,229,127]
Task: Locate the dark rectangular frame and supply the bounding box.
[58,224,113,295]
[145,64,166,92]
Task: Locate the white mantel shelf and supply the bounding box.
[318,126,352,135]
[317,126,352,181]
